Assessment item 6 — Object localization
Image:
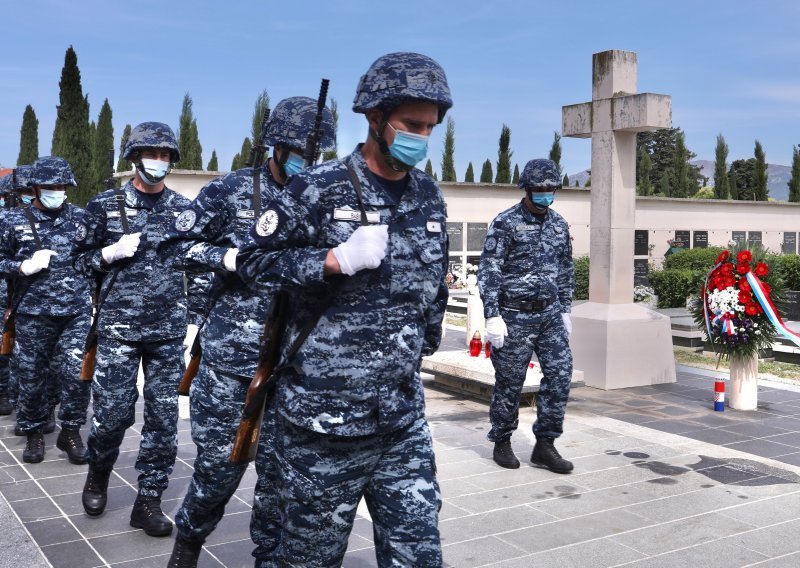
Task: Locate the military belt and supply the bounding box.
[500,298,551,312]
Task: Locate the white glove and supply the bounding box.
[102,232,142,264]
[223,248,238,272]
[20,249,57,276]
[562,313,573,336]
[332,225,389,276]
[485,316,508,349]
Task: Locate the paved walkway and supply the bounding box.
[3,342,800,566]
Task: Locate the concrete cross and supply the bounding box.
[561,50,675,389]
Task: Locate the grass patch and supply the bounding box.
[673,347,800,382]
[446,313,467,327]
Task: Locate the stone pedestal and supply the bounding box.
[571,301,675,389]
[466,292,485,348]
[729,353,758,410]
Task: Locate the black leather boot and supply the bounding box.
[0,393,12,415]
[492,439,520,469]
[531,437,574,473]
[22,431,45,463]
[82,468,111,516]
[130,495,173,537]
[56,428,88,465]
[167,536,203,568]
[43,407,56,434]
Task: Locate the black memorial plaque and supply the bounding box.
[674,230,690,249]
[466,223,488,251]
[748,231,762,246]
[693,231,708,249]
[634,230,649,256]
[783,232,797,254]
[446,222,463,251]
[732,231,746,244]
[634,258,650,286]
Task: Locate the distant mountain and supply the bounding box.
[567,161,792,200]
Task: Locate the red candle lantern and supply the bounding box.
[484,340,492,358]
[469,331,482,357]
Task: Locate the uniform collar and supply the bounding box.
[352,144,422,216]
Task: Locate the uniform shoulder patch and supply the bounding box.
[75,222,88,242]
[484,236,497,252]
[255,209,280,237]
[175,209,197,232]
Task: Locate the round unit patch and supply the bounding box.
[75,222,88,242]
[175,209,197,232]
[484,236,497,252]
[256,209,280,237]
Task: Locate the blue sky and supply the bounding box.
[2,0,799,180]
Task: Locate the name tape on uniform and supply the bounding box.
[333,208,380,224]
[426,221,442,233]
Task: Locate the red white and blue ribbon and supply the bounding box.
[746,271,800,347]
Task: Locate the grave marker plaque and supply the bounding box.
[783,232,797,254]
[634,258,649,286]
[446,222,463,251]
[466,223,488,251]
[693,231,708,249]
[732,231,746,244]
[674,230,690,249]
[748,231,762,246]
[634,230,649,256]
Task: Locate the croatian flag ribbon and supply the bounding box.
[746,271,800,347]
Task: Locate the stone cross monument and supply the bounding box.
[562,50,676,389]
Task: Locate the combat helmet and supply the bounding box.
[265,96,336,154]
[519,159,562,190]
[122,122,180,162]
[30,156,77,187]
[353,52,452,123]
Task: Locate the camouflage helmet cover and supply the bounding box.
[519,159,562,190]
[31,156,77,187]
[353,52,453,123]
[123,121,181,161]
[264,96,336,152]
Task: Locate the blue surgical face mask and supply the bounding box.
[0,199,4,208]
[531,192,555,208]
[138,158,171,185]
[21,195,34,205]
[38,189,67,209]
[284,152,305,177]
[386,123,429,167]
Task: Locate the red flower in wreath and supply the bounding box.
[724,276,737,288]
[738,290,752,304]
[761,282,772,295]
[720,263,734,274]
[736,263,750,275]
[716,250,730,263]
[737,250,753,263]
[745,303,759,316]
[739,280,751,292]
[754,262,769,277]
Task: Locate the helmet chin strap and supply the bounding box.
[273,147,289,180]
[370,112,413,173]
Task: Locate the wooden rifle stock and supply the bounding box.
[178,334,201,396]
[1,310,15,356]
[79,340,97,382]
[230,291,289,464]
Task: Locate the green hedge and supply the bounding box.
[773,254,800,290]
[663,247,726,271]
[573,256,589,300]
[649,268,695,308]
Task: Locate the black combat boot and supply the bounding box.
[531,437,574,473]
[22,431,45,463]
[492,439,520,469]
[167,536,203,568]
[130,494,173,537]
[43,407,56,434]
[0,393,12,415]
[82,468,112,516]
[56,428,88,465]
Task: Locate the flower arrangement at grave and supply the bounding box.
[446,263,478,290]
[633,285,655,303]
[691,243,791,359]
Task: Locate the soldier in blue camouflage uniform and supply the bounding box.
[72,122,208,537]
[238,52,451,568]
[158,96,336,568]
[478,158,575,473]
[0,157,92,464]
[0,172,16,417]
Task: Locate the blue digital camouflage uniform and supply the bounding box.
[158,164,282,555]
[0,202,92,433]
[238,146,447,567]
[478,198,574,442]
[72,180,208,497]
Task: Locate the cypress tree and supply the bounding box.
[788,146,800,203]
[753,140,768,201]
[231,154,242,171]
[51,46,92,192]
[17,105,39,165]
[239,138,252,169]
[729,166,739,200]
[433,172,438,181]
[464,162,474,183]
[713,134,729,199]
[671,131,689,198]
[548,131,562,172]
[730,159,755,200]
[116,124,132,172]
[562,173,569,187]
[659,171,670,196]
[512,163,519,185]
[207,150,219,171]
[322,97,339,161]
[585,175,591,188]
[85,99,114,205]
[424,159,434,177]
[480,159,493,183]
[440,116,456,182]
[638,148,652,196]
[177,93,203,170]
[495,124,512,183]
[251,89,271,145]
